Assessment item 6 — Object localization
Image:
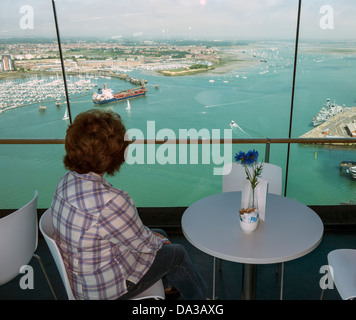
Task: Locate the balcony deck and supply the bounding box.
[1,223,355,300]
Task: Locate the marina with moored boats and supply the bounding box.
[0,75,97,114]
[0,72,148,114]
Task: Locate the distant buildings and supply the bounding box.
[0,55,14,72]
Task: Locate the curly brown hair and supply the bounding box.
[63,109,129,176]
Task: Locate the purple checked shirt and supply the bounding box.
[50,171,166,300]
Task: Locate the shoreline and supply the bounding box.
[208,46,260,74]
[0,45,261,81]
[157,66,213,77]
[156,46,260,77]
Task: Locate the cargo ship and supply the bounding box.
[92,84,147,105]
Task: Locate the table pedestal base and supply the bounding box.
[242,264,257,300]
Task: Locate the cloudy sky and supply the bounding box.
[1,0,356,40]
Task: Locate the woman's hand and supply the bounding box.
[153,231,171,245]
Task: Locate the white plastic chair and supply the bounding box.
[0,191,56,298]
[39,209,165,300]
[320,249,356,300]
[213,162,284,299]
[223,162,282,195]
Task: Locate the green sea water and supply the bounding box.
[1,42,355,209]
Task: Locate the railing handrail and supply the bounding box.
[1,138,356,144]
[1,136,354,198]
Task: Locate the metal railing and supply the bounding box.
[1,137,355,148]
[2,137,355,164]
[1,137,355,200]
[1,136,355,192]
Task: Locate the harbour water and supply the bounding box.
[0,42,355,209]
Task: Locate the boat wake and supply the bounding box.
[230,120,250,137]
[203,95,273,110]
[204,101,236,109]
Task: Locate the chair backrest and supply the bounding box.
[40,209,165,300]
[327,249,356,300]
[223,162,282,195]
[0,191,38,285]
[39,209,75,300]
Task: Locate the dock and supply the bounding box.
[299,107,356,145]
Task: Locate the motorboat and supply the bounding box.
[347,166,356,179]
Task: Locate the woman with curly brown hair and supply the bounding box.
[50,109,207,300]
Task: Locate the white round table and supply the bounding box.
[181,191,324,299]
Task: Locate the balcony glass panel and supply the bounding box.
[289,0,356,205]
[1,1,355,210]
[0,144,66,209]
[52,0,296,207]
[0,0,68,138]
[0,0,66,209]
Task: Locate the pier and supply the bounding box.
[300,107,356,145]
[90,70,147,86]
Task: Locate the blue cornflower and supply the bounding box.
[234,149,263,207]
[246,149,259,165]
[234,151,246,163]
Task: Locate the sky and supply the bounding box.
[1,0,356,41]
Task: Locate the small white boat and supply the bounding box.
[62,107,69,120]
[126,99,131,110]
[39,105,46,112]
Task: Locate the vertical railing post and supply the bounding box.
[285,0,302,197]
[265,137,270,163]
[51,0,72,124]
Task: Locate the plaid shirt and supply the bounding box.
[50,171,166,300]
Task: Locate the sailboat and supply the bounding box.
[62,106,69,120]
[126,99,131,110]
